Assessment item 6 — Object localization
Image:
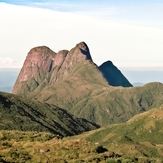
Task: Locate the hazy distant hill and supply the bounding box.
[0,86,12,93]
[132,82,144,86]
[0,69,20,93]
[122,69,163,84]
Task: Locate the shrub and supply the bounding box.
[94,145,108,153]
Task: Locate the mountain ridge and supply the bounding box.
[12,42,132,95]
[12,42,163,126]
[0,91,99,136]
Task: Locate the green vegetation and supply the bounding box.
[33,80,163,126]
[12,43,163,126]
[14,58,163,126]
[0,91,99,137]
[0,130,114,163]
[1,106,163,162]
[8,43,163,162]
[86,106,163,161]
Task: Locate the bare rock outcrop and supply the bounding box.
[12,46,56,94]
[13,42,163,127]
[12,42,94,95]
[12,42,132,96]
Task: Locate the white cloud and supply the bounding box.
[0,57,23,68]
[0,2,163,69]
[114,61,163,70]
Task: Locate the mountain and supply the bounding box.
[1,105,163,162]
[99,60,132,87]
[12,42,163,126]
[85,105,163,161]
[12,46,56,94]
[0,91,99,137]
[12,42,131,95]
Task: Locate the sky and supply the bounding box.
[0,0,163,69]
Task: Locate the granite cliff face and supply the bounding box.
[49,42,93,83]
[12,46,56,94]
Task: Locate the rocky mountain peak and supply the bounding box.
[12,42,132,95]
[75,42,92,61]
[103,61,113,67]
[99,60,133,87]
[49,42,93,81]
[53,50,68,67]
[12,46,56,94]
[62,42,92,64]
[27,46,56,72]
[12,42,94,94]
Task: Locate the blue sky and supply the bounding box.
[0,0,163,69]
[2,0,163,24]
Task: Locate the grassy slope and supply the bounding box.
[0,91,99,137]
[34,69,163,126]
[1,106,163,162]
[13,49,163,127]
[85,105,163,161]
[12,43,163,128]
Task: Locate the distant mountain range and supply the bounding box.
[0,69,20,93]
[132,82,144,86]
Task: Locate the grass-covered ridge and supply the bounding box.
[0,91,99,137]
[12,43,163,126]
[86,105,163,160]
[34,80,163,126]
[1,106,163,162]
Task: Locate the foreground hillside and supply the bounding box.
[1,106,163,162]
[86,105,163,158]
[0,91,99,137]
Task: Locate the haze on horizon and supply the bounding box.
[0,0,163,70]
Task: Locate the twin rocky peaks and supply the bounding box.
[13,42,154,126]
[12,42,132,95]
[1,41,163,138]
[12,42,163,126]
